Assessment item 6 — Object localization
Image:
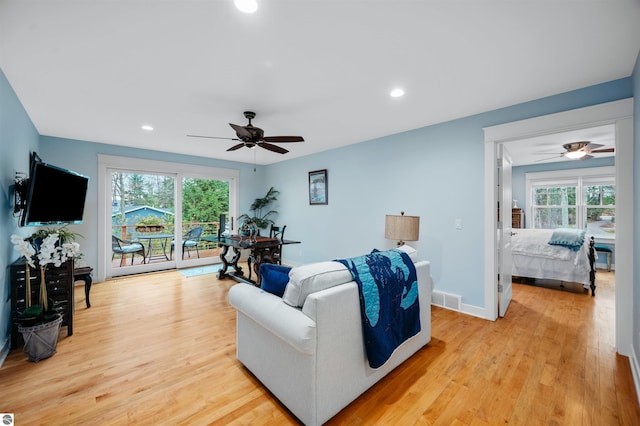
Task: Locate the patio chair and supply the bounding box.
[171,226,204,259]
[112,235,146,266]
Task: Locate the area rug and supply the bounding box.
[178,264,223,278]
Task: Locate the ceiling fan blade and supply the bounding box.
[590,148,615,153]
[187,134,239,141]
[227,143,246,151]
[579,155,594,161]
[259,142,289,154]
[585,143,603,150]
[535,155,563,162]
[229,123,252,139]
[262,136,304,143]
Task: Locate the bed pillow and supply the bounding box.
[548,228,585,251]
[283,261,353,307]
[260,263,292,297]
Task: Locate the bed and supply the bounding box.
[511,228,596,296]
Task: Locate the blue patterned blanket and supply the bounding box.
[337,249,420,368]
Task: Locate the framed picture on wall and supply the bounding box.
[308,169,328,205]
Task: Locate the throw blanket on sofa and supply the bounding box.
[337,249,420,369]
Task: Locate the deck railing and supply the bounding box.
[112,222,220,254]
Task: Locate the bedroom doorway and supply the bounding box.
[483,98,633,356]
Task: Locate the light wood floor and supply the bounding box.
[1,267,638,425]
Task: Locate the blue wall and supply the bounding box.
[266,78,633,309]
[38,77,632,309]
[1,64,637,358]
[0,69,40,359]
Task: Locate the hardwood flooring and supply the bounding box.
[1,268,638,425]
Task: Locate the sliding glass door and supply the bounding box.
[175,177,229,266]
[110,171,176,272]
[98,155,238,279]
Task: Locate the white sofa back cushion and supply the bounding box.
[283,261,353,307]
[395,244,418,261]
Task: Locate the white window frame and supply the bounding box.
[97,154,240,282]
[525,166,615,240]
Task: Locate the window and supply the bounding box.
[526,167,615,239]
[532,185,577,229]
[584,183,615,238]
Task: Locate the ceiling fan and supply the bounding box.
[187,111,304,154]
[535,141,614,162]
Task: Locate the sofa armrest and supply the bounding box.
[228,283,317,354]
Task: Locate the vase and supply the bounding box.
[18,314,63,362]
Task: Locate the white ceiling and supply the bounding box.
[1,1,639,166]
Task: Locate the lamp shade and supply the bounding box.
[385,213,420,245]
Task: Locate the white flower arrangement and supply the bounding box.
[11,229,82,323]
[11,232,81,269]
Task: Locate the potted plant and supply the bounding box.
[239,187,280,234]
[135,215,166,233]
[10,228,82,362]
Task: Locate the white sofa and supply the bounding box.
[228,250,432,426]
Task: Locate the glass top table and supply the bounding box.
[136,233,174,262]
[201,235,300,285]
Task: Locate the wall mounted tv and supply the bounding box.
[20,152,89,227]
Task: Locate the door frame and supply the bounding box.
[97,154,239,282]
[483,98,634,355]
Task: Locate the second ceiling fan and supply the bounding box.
[536,141,614,162]
[187,111,304,154]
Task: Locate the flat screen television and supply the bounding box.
[21,154,89,227]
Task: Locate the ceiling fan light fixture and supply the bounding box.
[565,150,587,160]
[141,124,154,131]
[390,88,405,98]
[235,0,258,13]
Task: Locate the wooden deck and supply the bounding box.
[111,247,221,268]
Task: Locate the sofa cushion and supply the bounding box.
[395,244,418,261]
[283,261,353,307]
[260,263,292,297]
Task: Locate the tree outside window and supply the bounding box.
[584,184,615,237]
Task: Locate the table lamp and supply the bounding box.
[385,211,420,246]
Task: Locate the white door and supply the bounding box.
[498,144,513,317]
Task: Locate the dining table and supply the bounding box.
[201,234,301,285]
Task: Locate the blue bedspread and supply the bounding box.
[337,249,420,368]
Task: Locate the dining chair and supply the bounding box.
[269,224,286,265]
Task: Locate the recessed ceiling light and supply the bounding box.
[235,0,258,13]
[141,125,154,131]
[390,88,405,98]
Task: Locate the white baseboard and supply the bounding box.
[462,303,489,319]
[630,344,640,406]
